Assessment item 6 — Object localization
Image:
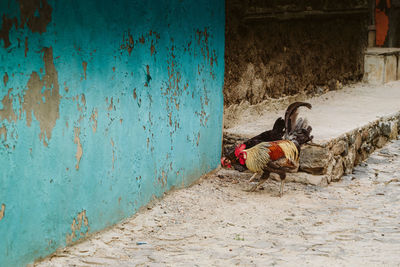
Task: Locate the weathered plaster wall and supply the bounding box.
[224,0,368,106]
[0,0,224,265]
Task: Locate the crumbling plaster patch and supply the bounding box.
[18,0,53,34]
[0,15,18,48]
[66,210,89,244]
[0,125,7,141]
[74,127,83,170]
[0,89,18,123]
[3,73,8,87]
[90,109,98,133]
[23,47,61,146]
[0,0,52,48]
[82,61,87,80]
[0,203,5,221]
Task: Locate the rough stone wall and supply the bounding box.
[291,113,400,186]
[224,112,400,186]
[224,0,369,106]
[0,0,224,265]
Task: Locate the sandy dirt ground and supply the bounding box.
[35,138,400,266]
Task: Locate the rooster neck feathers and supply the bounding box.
[267,141,285,160]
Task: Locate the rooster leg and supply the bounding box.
[248,173,258,183]
[245,171,270,192]
[264,166,287,197]
[279,173,287,197]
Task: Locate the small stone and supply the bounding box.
[299,145,331,175]
[348,132,356,145]
[375,136,387,148]
[361,129,369,141]
[331,157,344,182]
[343,144,356,174]
[367,127,380,143]
[380,122,392,138]
[361,142,371,153]
[389,121,398,139]
[286,172,327,186]
[354,133,362,150]
[331,140,347,156]
[360,162,368,167]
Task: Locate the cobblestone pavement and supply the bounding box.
[36,139,400,266]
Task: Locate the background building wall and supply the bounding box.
[0,0,225,265]
[224,0,369,106]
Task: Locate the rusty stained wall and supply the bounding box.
[0,0,224,265]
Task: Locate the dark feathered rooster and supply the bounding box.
[223,102,313,196]
[221,102,311,172]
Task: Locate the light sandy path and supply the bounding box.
[36,138,400,266]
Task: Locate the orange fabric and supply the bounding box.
[375,0,390,46]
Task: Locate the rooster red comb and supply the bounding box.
[234,144,246,157]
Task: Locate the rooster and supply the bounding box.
[221,102,311,172]
[222,117,284,171]
[223,102,313,196]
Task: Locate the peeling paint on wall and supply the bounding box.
[90,109,98,133]
[0,0,224,265]
[121,31,134,55]
[0,0,52,48]
[111,138,115,170]
[0,203,5,221]
[0,15,18,48]
[0,89,18,122]
[74,127,83,170]
[150,40,155,56]
[0,125,7,142]
[18,0,53,33]
[24,37,28,57]
[133,88,137,99]
[120,30,160,57]
[145,65,151,87]
[3,72,8,86]
[66,210,89,244]
[82,61,87,80]
[23,47,61,146]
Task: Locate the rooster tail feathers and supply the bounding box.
[284,102,313,146]
[284,102,312,135]
[286,117,314,145]
[272,117,285,133]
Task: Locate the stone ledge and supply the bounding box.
[224,113,399,186]
[365,48,400,56]
[297,112,400,185]
[363,48,400,84]
[223,82,400,186]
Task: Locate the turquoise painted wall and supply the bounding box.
[0,0,224,265]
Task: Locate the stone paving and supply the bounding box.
[36,138,400,266]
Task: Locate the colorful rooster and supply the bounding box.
[234,140,300,196]
[223,102,313,196]
[221,102,311,172]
